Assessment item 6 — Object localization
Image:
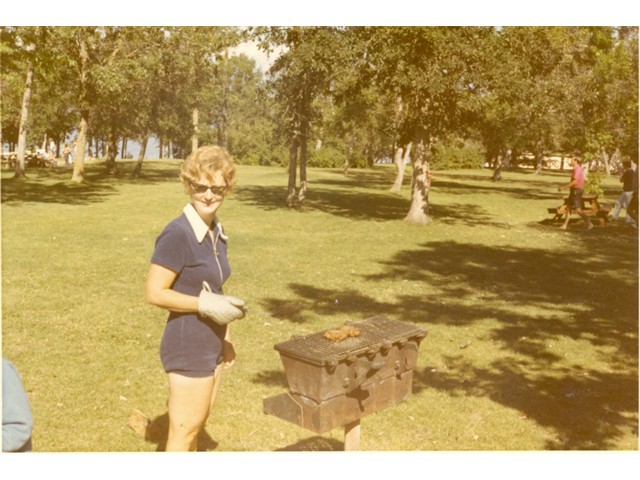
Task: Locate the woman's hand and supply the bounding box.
[222,340,236,368]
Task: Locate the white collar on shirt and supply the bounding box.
[183,203,228,244]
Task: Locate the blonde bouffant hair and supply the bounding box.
[180,145,237,194]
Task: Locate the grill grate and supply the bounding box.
[274,316,426,366]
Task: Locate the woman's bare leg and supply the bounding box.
[165,373,216,451]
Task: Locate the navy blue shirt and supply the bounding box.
[622,168,634,192]
[151,204,231,377]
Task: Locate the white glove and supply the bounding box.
[197,282,246,325]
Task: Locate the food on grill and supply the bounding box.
[323,325,361,342]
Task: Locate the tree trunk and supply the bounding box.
[504,149,512,170]
[298,121,308,205]
[402,143,411,166]
[132,133,149,178]
[105,131,118,173]
[404,136,432,225]
[365,143,374,168]
[218,91,228,149]
[600,146,611,176]
[71,37,90,183]
[534,142,543,174]
[286,133,299,207]
[121,137,128,159]
[14,58,34,179]
[492,153,503,181]
[343,132,354,175]
[343,144,351,175]
[389,94,407,192]
[72,117,88,182]
[390,143,411,192]
[191,107,199,154]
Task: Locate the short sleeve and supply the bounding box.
[151,221,187,273]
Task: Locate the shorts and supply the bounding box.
[160,313,227,378]
[567,188,584,210]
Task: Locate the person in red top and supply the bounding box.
[558,157,593,231]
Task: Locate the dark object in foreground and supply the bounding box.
[263,316,427,450]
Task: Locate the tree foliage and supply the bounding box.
[1,26,637,221]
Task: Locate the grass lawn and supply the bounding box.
[1,160,638,452]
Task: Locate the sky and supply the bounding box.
[229,40,284,74]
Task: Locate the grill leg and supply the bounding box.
[344,420,361,451]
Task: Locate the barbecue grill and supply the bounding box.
[263,316,427,450]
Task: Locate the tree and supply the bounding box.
[261,27,340,207]
[563,27,639,172]
[324,28,396,175]
[365,27,488,224]
[45,27,111,183]
[163,27,243,156]
[0,27,51,179]
[88,27,168,174]
[204,53,275,165]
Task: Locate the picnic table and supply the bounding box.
[1,150,53,169]
[547,194,610,225]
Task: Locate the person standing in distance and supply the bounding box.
[146,145,246,451]
[558,156,594,231]
[627,162,639,229]
[611,159,635,224]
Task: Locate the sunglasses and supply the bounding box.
[189,181,228,196]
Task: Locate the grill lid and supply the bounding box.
[274,316,426,366]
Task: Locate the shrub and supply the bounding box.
[308,146,345,168]
[430,141,485,169]
[584,171,604,197]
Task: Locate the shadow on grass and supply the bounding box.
[429,203,514,228]
[414,357,637,450]
[255,238,638,449]
[1,175,118,205]
[234,167,574,222]
[432,168,629,205]
[139,411,219,452]
[259,284,397,325]
[435,181,565,203]
[275,436,343,451]
[236,183,530,227]
[252,369,288,389]
[1,161,180,206]
[235,184,409,221]
[320,167,401,189]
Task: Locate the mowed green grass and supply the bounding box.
[1,160,638,452]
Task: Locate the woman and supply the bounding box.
[146,145,246,451]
